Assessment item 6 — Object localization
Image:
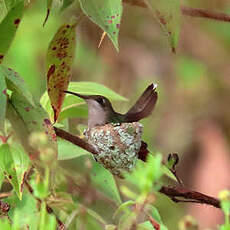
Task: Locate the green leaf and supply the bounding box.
[86,207,107,225]
[113,200,135,219]
[137,221,155,230]
[10,93,57,162]
[90,158,121,204]
[144,0,181,53]
[5,191,40,230]
[0,65,35,106]
[0,218,11,230]
[124,154,163,195]
[39,201,56,230]
[0,1,24,63]
[0,75,7,132]
[0,171,4,189]
[46,23,77,122]
[79,0,122,51]
[40,81,127,120]
[58,104,88,120]
[31,167,50,199]
[0,143,30,199]
[60,0,75,12]
[162,165,177,181]
[61,155,122,204]
[57,137,89,160]
[138,219,168,230]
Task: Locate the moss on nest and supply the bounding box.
[85,122,143,177]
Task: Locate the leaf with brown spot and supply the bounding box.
[0,65,35,106]
[9,92,58,163]
[79,0,122,51]
[144,0,181,53]
[46,23,77,122]
[0,143,30,200]
[0,1,24,63]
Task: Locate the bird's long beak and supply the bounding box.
[63,90,90,100]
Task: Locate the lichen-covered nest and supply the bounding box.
[85,122,143,176]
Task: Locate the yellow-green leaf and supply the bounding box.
[0,1,24,63]
[0,75,7,132]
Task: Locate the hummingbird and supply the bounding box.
[63,83,158,129]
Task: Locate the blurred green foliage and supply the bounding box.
[1,0,230,229]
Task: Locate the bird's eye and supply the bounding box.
[96,98,105,106]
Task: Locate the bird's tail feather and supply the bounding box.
[124,83,158,122]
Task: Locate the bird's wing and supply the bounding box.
[124,83,158,122]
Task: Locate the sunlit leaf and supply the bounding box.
[5,191,40,229]
[0,1,24,63]
[124,154,163,195]
[46,23,77,122]
[0,65,35,106]
[79,0,122,51]
[0,75,7,132]
[0,143,30,199]
[58,104,88,120]
[39,201,56,230]
[162,165,177,181]
[57,137,89,160]
[144,0,181,53]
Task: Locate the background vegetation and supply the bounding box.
[0,0,230,229]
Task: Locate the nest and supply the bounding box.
[85,122,143,177]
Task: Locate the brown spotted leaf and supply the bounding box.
[0,65,35,106]
[10,92,57,163]
[0,143,30,200]
[46,23,77,122]
[0,1,24,63]
[79,0,122,51]
[144,0,181,53]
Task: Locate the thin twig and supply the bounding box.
[123,0,230,23]
[159,186,220,208]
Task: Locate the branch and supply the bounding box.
[159,186,220,208]
[54,127,221,209]
[54,127,97,155]
[123,0,230,23]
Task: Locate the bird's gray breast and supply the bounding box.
[86,100,107,129]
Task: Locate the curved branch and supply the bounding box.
[123,0,230,23]
[159,186,220,208]
[54,127,221,209]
